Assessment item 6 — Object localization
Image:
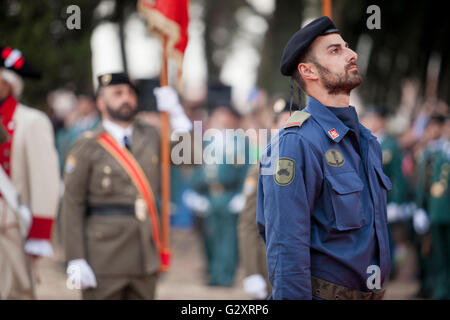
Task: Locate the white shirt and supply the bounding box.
[102,119,133,148]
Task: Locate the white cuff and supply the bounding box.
[25,239,54,257]
[182,190,210,215]
[243,274,267,299]
[413,208,430,235]
[387,202,401,223]
[228,194,246,214]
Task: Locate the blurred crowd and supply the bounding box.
[45,79,449,300]
[1,49,449,299]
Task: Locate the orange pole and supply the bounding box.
[160,34,171,271]
[322,0,332,18]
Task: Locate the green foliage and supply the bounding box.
[334,0,449,109]
[0,0,100,110]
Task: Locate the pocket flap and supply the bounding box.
[326,171,364,194]
[374,166,392,191]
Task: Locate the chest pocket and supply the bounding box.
[326,171,365,231]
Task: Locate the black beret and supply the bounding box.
[97,72,136,91]
[280,16,339,76]
[0,45,41,78]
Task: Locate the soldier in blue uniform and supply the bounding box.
[257,16,392,300]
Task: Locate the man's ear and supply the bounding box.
[96,95,105,113]
[298,62,318,81]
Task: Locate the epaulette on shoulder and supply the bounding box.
[284,111,311,129]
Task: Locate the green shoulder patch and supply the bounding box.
[284,111,311,128]
[274,157,295,186]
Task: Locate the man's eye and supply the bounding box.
[331,49,338,54]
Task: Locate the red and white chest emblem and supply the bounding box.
[328,128,339,140]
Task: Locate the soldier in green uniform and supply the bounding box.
[428,117,450,299]
[413,114,446,298]
[362,109,407,276]
[185,84,250,286]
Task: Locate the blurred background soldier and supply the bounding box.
[184,83,250,287]
[427,116,450,299]
[238,97,292,299]
[412,114,446,298]
[55,93,100,176]
[0,45,60,299]
[361,108,407,277]
[61,72,192,300]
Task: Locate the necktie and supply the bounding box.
[123,135,131,150]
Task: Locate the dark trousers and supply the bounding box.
[431,225,450,300]
[201,211,239,287]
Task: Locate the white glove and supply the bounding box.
[154,86,183,114]
[243,274,267,300]
[154,86,192,132]
[25,239,54,257]
[413,208,430,235]
[182,189,210,215]
[17,204,32,238]
[228,194,246,214]
[66,259,97,290]
[387,203,401,223]
[153,86,192,133]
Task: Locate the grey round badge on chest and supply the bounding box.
[325,149,345,167]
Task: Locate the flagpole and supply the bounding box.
[160,34,171,271]
[322,0,332,18]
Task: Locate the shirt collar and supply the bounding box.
[358,122,378,141]
[102,118,133,147]
[304,96,350,143]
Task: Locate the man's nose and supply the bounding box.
[124,91,136,104]
[347,48,358,63]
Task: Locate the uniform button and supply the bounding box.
[103,166,112,174]
[102,177,111,189]
[152,155,159,164]
[335,295,340,300]
[96,231,103,239]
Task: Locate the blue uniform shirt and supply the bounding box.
[257,96,392,299]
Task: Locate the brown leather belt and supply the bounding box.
[311,276,385,300]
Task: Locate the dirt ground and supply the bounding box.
[34,228,419,300]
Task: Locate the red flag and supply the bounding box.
[138,0,189,71]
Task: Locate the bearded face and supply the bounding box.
[313,59,362,95]
[98,84,138,123]
[104,101,138,122]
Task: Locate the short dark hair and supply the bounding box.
[291,47,315,92]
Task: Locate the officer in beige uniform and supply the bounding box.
[61,73,191,300]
